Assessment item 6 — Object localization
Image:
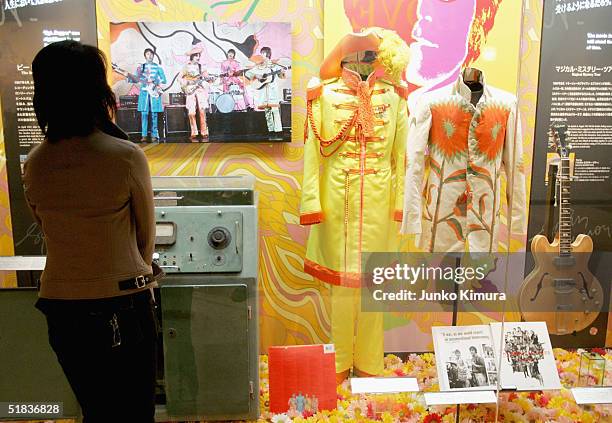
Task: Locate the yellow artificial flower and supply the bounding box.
[381,411,395,423]
[581,412,595,423]
[516,397,532,413]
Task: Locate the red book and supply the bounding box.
[268,344,336,413]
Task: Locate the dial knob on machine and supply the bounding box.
[208,227,231,249]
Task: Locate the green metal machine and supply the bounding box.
[152,176,259,421]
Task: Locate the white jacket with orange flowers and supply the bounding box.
[401,75,527,253]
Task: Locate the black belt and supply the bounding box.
[118,274,155,291]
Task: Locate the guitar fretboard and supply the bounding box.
[559,156,572,256]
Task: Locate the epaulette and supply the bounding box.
[394,84,409,100]
[379,79,409,100]
[322,77,339,85]
[306,77,323,100]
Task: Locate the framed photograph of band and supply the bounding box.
[432,325,498,391]
[110,21,292,143]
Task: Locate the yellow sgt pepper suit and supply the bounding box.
[300,50,409,376]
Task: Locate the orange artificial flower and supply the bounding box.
[423,412,443,423]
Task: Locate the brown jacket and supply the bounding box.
[23,130,156,299]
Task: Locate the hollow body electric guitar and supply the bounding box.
[181,74,217,96]
[519,125,603,335]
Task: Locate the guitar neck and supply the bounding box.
[559,156,572,256]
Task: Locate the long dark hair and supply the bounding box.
[32,40,117,142]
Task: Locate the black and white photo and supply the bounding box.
[491,322,561,390]
[432,326,498,391]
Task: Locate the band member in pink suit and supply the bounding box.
[220,49,252,110]
[180,47,210,141]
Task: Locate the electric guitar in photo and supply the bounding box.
[180,73,217,96]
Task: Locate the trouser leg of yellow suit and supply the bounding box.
[331,285,383,375]
[331,284,355,374]
[354,303,383,376]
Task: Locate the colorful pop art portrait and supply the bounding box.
[341,0,506,111]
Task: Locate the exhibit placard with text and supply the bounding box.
[0,0,97,261]
[525,0,612,348]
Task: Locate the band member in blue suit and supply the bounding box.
[133,48,166,142]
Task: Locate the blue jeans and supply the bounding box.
[141,112,159,138]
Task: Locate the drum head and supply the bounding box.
[229,83,243,95]
[209,92,220,103]
[216,93,235,113]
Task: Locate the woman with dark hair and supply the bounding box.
[24,40,158,423]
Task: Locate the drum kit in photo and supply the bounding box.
[202,79,247,113]
[209,83,248,114]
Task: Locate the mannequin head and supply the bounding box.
[340,50,377,78]
[321,28,408,82]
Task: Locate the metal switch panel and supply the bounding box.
[154,209,243,273]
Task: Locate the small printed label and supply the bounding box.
[572,387,612,404]
[351,377,420,394]
[323,344,335,354]
[0,402,63,418]
[424,391,497,406]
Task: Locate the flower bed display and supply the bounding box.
[259,349,612,423]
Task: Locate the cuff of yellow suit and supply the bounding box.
[393,210,403,222]
[300,211,324,225]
